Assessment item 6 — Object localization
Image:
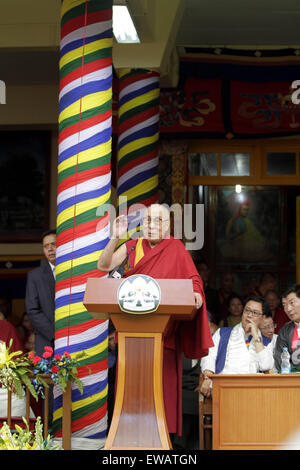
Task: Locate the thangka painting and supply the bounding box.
[159,78,224,134]
[216,188,280,266]
[0,130,50,242]
[157,50,300,137]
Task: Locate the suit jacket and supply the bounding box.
[274,321,298,372]
[25,259,55,356]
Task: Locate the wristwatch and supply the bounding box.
[254,337,262,343]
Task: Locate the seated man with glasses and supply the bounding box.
[97,203,213,438]
[259,313,277,347]
[200,296,274,397]
[259,311,278,372]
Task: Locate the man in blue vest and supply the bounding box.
[200,296,274,397]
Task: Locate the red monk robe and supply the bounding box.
[123,235,213,435]
[0,319,23,352]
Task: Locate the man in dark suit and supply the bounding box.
[274,284,300,373]
[25,229,56,356]
[25,229,56,424]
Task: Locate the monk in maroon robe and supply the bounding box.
[98,204,213,435]
[0,319,23,352]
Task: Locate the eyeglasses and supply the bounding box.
[243,307,262,317]
[143,217,169,226]
[260,324,276,331]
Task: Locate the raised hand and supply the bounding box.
[245,318,259,339]
[111,215,128,239]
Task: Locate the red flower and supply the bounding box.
[32,356,41,365]
[28,352,35,360]
[43,352,52,359]
[63,352,71,358]
[44,346,53,354]
[54,354,61,360]
[51,366,59,373]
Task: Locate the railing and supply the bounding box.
[3,375,72,450]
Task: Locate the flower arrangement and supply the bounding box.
[0,339,38,400]
[29,346,84,396]
[0,417,58,450]
[0,340,83,400]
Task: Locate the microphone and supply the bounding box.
[108,244,136,278]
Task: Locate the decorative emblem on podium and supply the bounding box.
[118,274,161,314]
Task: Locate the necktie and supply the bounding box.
[292,323,299,351]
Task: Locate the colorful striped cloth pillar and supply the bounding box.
[53,0,113,449]
[117,69,160,230]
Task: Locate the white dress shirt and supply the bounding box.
[49,262,56,280]
[201,322,274,374]
[270,333,278,372]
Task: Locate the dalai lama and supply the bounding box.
[97,204,213,437]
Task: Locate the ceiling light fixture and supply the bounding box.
[113,4,140,43]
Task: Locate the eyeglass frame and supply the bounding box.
[142,216,170,226]
[260,323,277,331]
[243,306,263,318]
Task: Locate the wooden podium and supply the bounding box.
[83,277,197,450]
[211,374,300,450]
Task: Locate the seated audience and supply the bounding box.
[274,284,300,373]
[249,273,278,298]
[0,294,20,328]
[242,277,260,299]
[259,310,278,373]
[264,289,289,334]
[200,296,274,397]
[197,261,222,324]
[207,310,219,337]
[259,312,277,349]
[219,294,243,327]
[17,312,35,352]
[0,318,23,353]
[218,271,238,323]
[0,295,12,320]
[24,332,35,352]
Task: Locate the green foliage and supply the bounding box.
[0,417,59,450]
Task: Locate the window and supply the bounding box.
[189,152,250,177]
[189,153,218,176]
[187,140,300,185]
[220,153,250,176]
[266,152,297,175]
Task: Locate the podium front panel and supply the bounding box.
[105,332,171,450]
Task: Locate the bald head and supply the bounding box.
[142,204,170,246]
